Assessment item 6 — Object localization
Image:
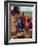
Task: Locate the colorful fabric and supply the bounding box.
[21,23,25,29]
[16,23,21,29]
[21,16,26,24]
[18,16,21,20]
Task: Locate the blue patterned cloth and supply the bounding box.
[16,16,21,30]
[18,16,21,20]
[16,23,21,29]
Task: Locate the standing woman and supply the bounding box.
[16,13,21,33]
[21,13,26,32]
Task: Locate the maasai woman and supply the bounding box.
[21,13,26,32]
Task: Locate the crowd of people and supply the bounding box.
[11,6,32,38]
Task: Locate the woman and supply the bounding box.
[21,13,26,32]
